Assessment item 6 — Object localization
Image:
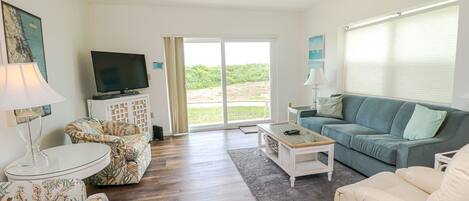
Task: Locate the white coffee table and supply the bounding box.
[5,143,111,181]
[258,122,335,187]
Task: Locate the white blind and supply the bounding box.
[344,5,459,104]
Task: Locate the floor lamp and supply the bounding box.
[0,63,65,169]
[304,68,326,109]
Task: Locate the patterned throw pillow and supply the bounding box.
[317,95,344,119]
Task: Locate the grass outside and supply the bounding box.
[188,106,270,125]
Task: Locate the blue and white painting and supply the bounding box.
[2,2,51,117]
[308,35,324,60]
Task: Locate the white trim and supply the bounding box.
[345,0,458,31]
[220,39,229,126]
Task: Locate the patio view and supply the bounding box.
[184,41,271,127]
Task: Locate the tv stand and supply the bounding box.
[92,91,141,100]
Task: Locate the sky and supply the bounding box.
[184,42,270,66]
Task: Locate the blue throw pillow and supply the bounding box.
[403,104,447,140]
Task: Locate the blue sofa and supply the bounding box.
[299,94,469,176]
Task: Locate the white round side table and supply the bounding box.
[5,143,111,181]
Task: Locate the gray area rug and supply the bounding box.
[228,148,366,201]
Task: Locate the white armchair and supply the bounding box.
[335,144,469,201]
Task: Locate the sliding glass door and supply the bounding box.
[184,40,224,127]
[225,42,271,123]
[184,38,272,130]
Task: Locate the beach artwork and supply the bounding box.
[308,35,324,60]
[2,2,51,118]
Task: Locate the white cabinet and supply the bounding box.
[87,94,153,139]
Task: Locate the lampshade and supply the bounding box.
[304,68,326,86]
[0,63,65,110]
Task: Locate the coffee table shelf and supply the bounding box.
[258,122,335,187]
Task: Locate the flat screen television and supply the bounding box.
[91,51,149,93]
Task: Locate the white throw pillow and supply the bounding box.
[317,95,343,119]
[427,144,469,201]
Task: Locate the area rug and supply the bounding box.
[228,148,366,201]
[239,126,258,134]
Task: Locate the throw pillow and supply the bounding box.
[403,104,447,140]
[317,95,343,119]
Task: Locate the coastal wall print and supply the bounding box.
[308,35,325,74]
[308,35,324,60]
[2,2,51,117]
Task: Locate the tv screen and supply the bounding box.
[91,51,149,93]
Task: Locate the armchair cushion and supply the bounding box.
[352,187,406,201]
[428,144,469,201]
[122,134,149,161]
[396,167,443,194]
[102,121,142,137]
[335,172,428,201]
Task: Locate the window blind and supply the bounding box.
[344,5,459,104]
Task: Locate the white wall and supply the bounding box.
[0,0,92,181]
[89,3,305,133]
[301,0,469,107]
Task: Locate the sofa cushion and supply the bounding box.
[342,95,367,122]
[355,97,404,133]
[299,117,348,133]
[322,124,383,148]
[351,134,408,165]
[122,134,148,161]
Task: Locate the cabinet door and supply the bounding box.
[131,98,150,133]
[108,102,130,123]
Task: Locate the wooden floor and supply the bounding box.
[88,129,258,201]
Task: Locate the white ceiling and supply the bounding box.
[91,0,320,11]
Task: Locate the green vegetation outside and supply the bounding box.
[185,63,269,90]
[188,106,270,125]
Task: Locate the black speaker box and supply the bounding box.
[153,125,164,140]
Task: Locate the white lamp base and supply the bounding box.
[12,109,50,171]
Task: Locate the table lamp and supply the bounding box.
[304,68,326,109]
[0,63,65,169]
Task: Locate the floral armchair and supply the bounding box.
[65,118,151,186]
[0,179,108,201]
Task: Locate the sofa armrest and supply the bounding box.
[396,167,443,194]
[68,132,126,160]
[299,109,317,118]
[102,121,142,137]
[397,138,446,168]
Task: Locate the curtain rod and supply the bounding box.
[344,0,458,31]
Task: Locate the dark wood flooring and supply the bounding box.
[88,129,257,201]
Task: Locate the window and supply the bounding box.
[344,4,459,104]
